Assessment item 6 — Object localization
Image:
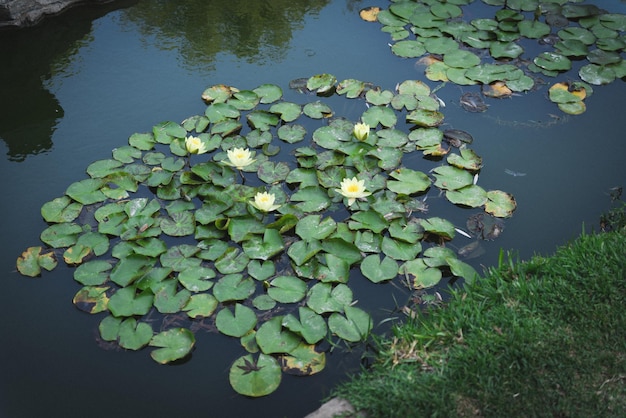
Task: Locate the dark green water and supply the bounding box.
[1,1,625,417]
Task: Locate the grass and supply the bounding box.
[332,218,626,417]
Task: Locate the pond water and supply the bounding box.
[1,1,625,417]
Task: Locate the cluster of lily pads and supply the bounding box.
[363,0,626,114]
[16,73,515,396]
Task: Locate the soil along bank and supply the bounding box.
[329,228,626,417]
[0,0,115,28]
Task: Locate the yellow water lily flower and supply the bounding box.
[353,122,370,141]
[224,147,256,169]
[336,177,371,206]
[250,192,281,212]
[185,136,208,155]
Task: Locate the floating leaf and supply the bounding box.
[387,168,431,195]
[107,287,153,317]
[328,306,372,342]
[213,273,255,302]
[282,307,328,345]
[150,328,195,364]
[16,246,57,277]
[41,196,82,223]
[73,286,110,314]
[268,276,307,304]
[216,303,257,337]
[360,254,399,283]
[183,293,218,318]
[229,354,281,397]
[306,283,353,314]
[485,190,517,217]
[400,258,443,289]
[391,40,426,58]
[118,318,153,350]
[278,342,326,376]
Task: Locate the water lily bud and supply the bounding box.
[353,122,370,141]
[250,192,281,212]
[185,136,208,155]
[225,147,256,169]
[335,177,371,206]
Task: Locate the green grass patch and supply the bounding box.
[333,229,626,417]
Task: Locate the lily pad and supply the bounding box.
[229,354,281,397]
[215,303,258,337]
[360,254,399,283]
[149,328,195,364]
[485,190,517,217]
[267,275,307,303]
[328,306,372,342]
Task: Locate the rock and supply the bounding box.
[304,398,366,418]
[0,0,114,29]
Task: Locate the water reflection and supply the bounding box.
[0,1,137,161]
[119,0,330,70]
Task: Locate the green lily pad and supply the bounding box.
[446,257,479,284]
[558,27,596,45]
[290,186,331,212]
[229,354,281,397]
[183,293,218,318]
[268,276,307,304]
[242,228,284,261]
[446,185,488,207]
[406,109,444,127]
[307,74,337,94]
[215,247,250,274]
[216,303,258,337]
[387,168,431,195]
[278,343,326,376]
[277,124,306,143]
[118,318,153,350]
[328,306,372,342]
[39,223,81,248]
[490,41,523,59]
[381,236,421,261]
[253,84,282,103]
[517,20,550,39]
[282,307,327,345]
[74,260,112,286]
[107,287,153,317]
[41,196,82,223]
[205,102,240,123]
[361,106,398,128]
[149,328,195,364]
[336,79,366,98]
[256,316,301,354]
[153,279,191,313]
[400,258,443,289]
[247,259,276,281]
[418,217,456,240]
[295,215,337,241]
[433,165,474,190]
[66,178,107,205]
[485,190,517,217]
[16,246,58,277]
[360,254,399,283]
[161,211,195,237]
[443,49,481,68]
[213,273,255,302]
[579,63,616,85]
[73,286,110,314]
[391,40,426,58]
[365,89,394,106]
[306,282,353,314]
[303,101,333,119]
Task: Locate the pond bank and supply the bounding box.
[308,222,626,417]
